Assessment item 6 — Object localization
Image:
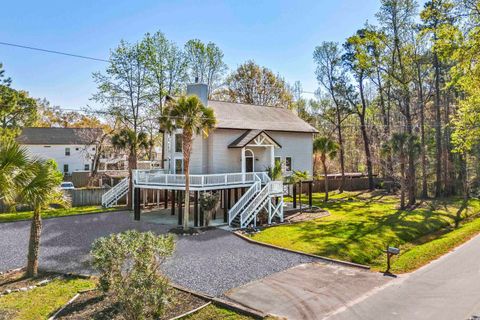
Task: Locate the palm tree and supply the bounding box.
[288,170,310,213]
[313,137,338,202]
[160,95,216,230]
[111,128,149,208]
[0,139,32,209]
[267,159,283,181]
[19,159,65,277]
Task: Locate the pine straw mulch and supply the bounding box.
[56,287,209,320]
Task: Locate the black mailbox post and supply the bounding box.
[385,246,400,274]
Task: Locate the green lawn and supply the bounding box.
[0,205,122,223]
[251,191,480,273]
[0,277,95,320]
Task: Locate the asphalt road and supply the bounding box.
[0,211,315,296]
[326,234,480,320]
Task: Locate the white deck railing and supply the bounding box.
[133,170,270,189]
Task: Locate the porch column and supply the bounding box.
[224,189,230,223]
[293,183,297,209]
[270,145,275,168]
[242,147,247,173]
[194,191,199,227]
[308,181,313,209]
[171,190,175,215]
[177,191,183,225]
[134,188,141,221]
[164,190,168,209]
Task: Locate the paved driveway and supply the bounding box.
[0,211,315,296]
[225,262,390,320]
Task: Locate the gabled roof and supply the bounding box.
[228,130,281,148]
[17,127,103,145]
[208,100,318,133]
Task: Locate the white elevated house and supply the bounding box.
[17,127,103,175]
[103,84,318,229]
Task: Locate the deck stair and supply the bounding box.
[102,177,129,207]
[228,174,284,228]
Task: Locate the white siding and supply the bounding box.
[23,144,95,173]
[207,129,243,173]
[268,131,314,174]
[165,129,314,175]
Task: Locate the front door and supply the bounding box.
[246,157,254,172]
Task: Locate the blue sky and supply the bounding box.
[1,0,386,110]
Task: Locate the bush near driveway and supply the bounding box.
[91,230,175,320]
[251,191,480,273]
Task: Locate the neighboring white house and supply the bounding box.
[16,127,102,174]
[105,83,319,229]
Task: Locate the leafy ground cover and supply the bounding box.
[0,205,121,223]
[251,191,480,273]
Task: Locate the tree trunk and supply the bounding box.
[433,52,443,197]
[416,61,428,198]
[400,156,406,210]
[358,78,374,191]
[336,109,346,193]
[26,207,42,277]
[182,131,193,231]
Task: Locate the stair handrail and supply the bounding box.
[240,181,272,227]
[102,177,128,207]
[228,174,262,224]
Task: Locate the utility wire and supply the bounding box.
[0,41,109,63]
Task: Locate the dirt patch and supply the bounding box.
[284,209,330,223]
[56,288,209,319]
[0,269,59,292]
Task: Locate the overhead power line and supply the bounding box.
[0,41,109,63]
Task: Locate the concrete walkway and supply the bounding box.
[327,234,480,320]
[0,210,315,296]
[224,262,390,320]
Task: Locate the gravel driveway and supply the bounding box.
[0,211,315,296]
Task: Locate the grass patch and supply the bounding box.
[182,304,257,320]
[0,206,122,223]
[251,191,480,273]
[0,277,95,320]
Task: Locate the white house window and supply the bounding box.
[174,158,183,174]
[65,148,70,156]
[274,156,281,164]
[63,164,69,173]
[84,164,90,171]
[175,134,183,153]
[285,157,292,172]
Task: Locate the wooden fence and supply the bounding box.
[64,188,111,207]
[289,177,381,194]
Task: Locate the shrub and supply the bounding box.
[200,192,220,226]
[91,230,175,320]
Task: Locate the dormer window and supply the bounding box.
[65,148,70,156]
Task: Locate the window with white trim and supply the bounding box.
[175,134,183,153]
[285,157,292,172]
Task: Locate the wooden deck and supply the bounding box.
[133,170,270,191]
